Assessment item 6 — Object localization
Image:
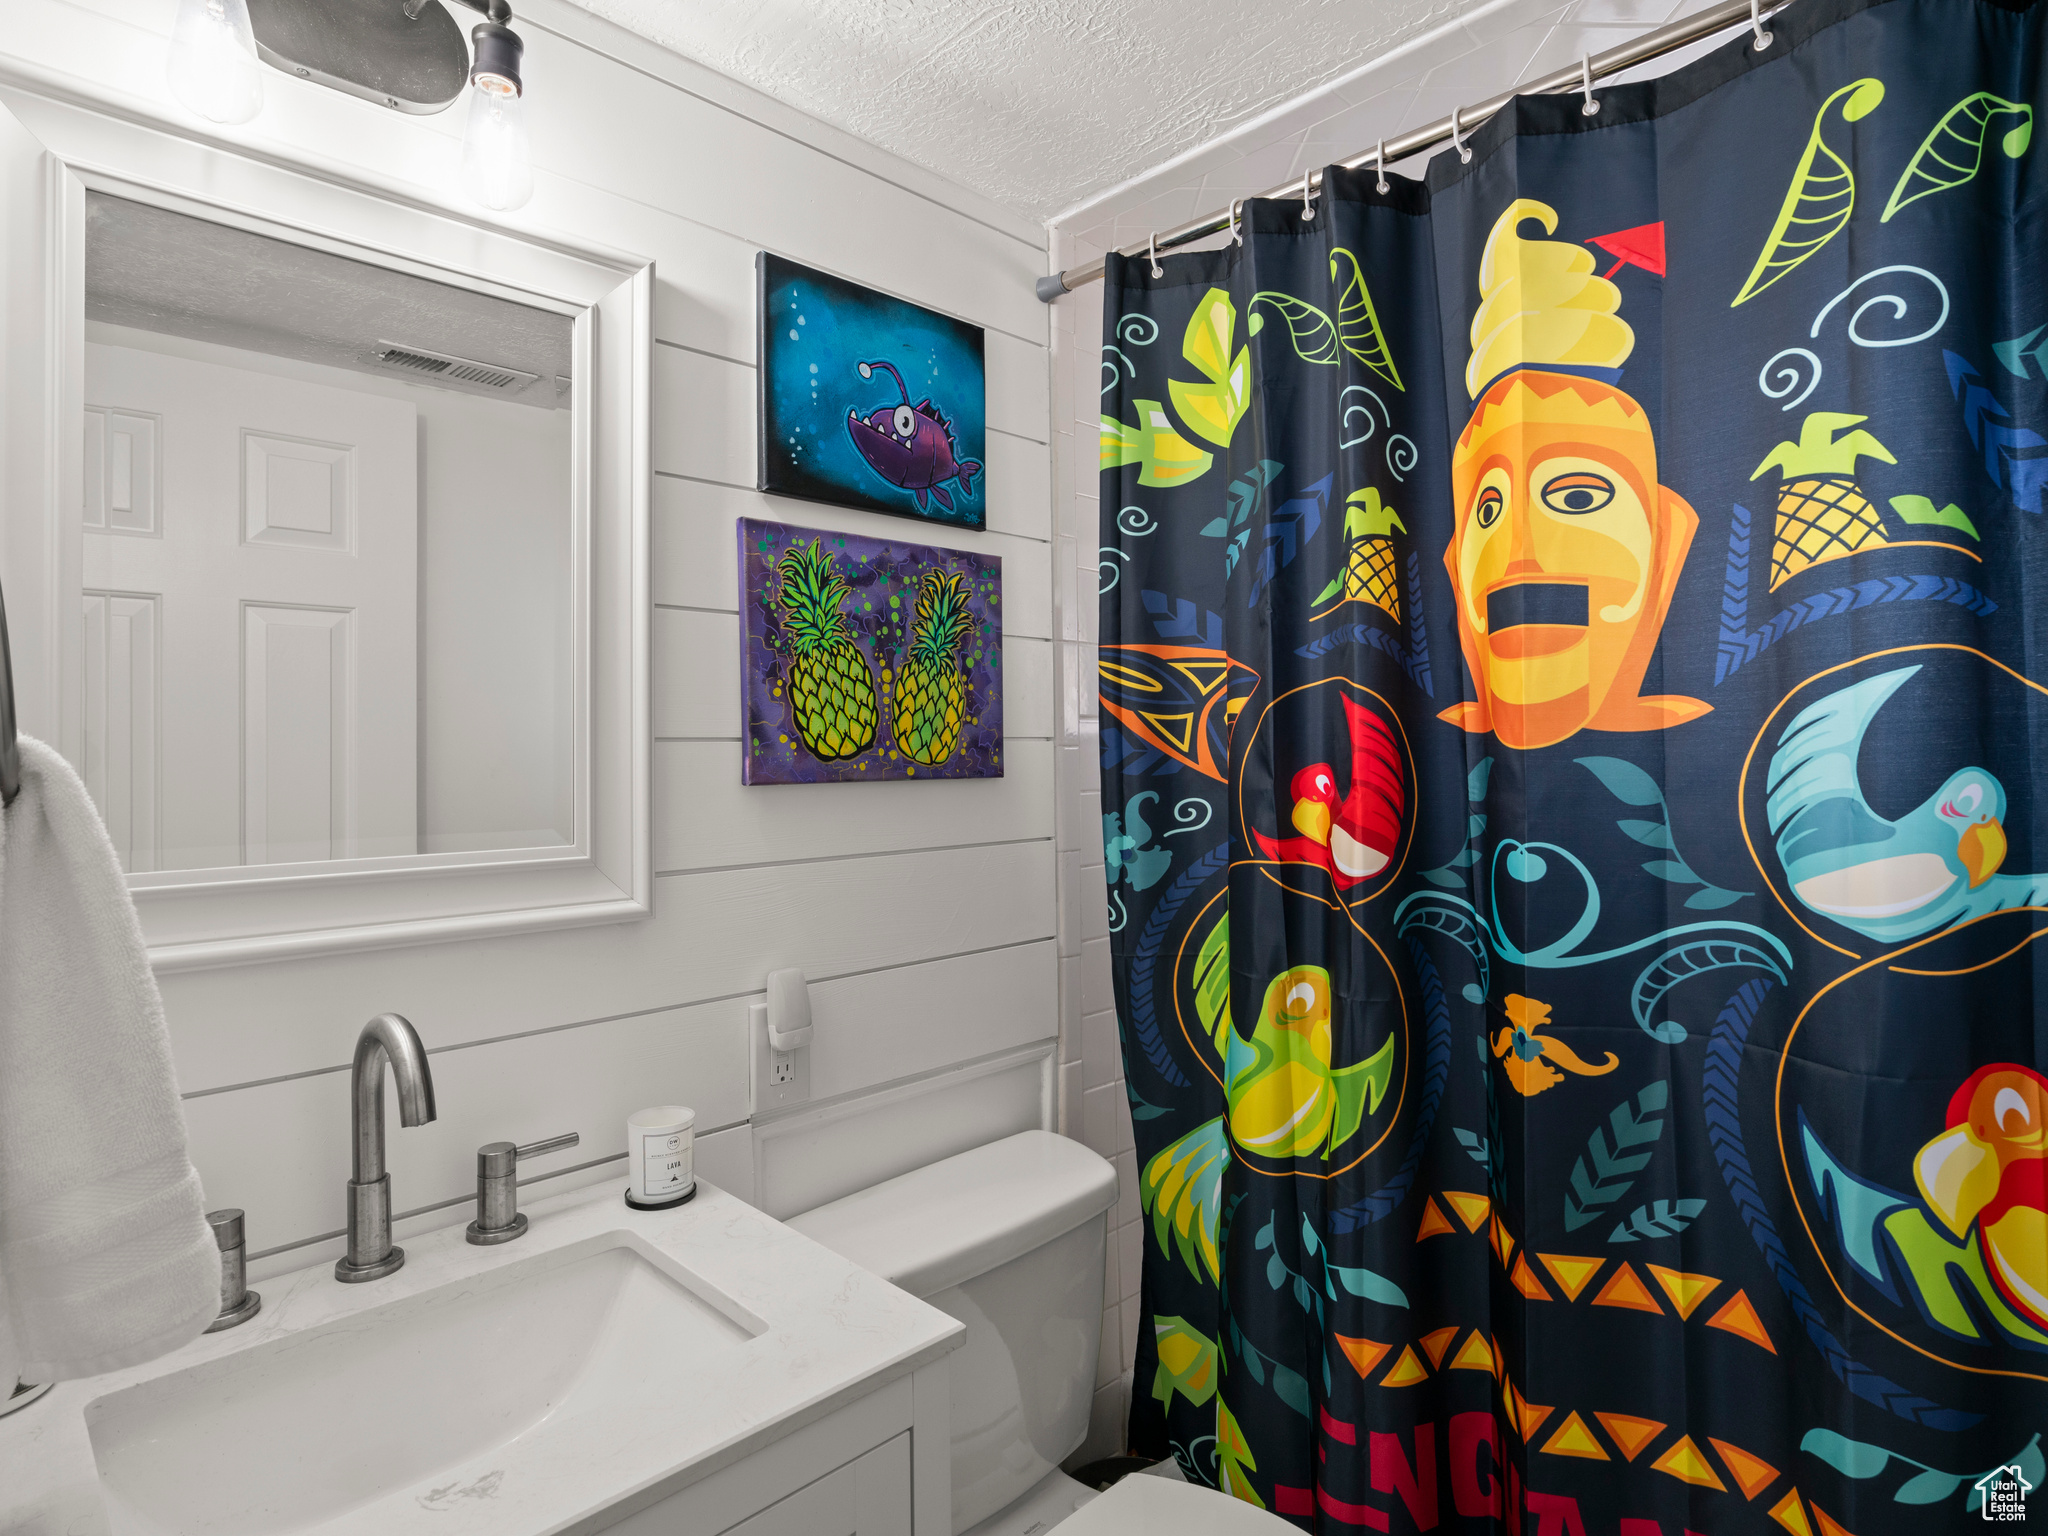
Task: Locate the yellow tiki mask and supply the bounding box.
[1440,200,1708,752]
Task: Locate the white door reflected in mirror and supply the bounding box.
[84,339,419,871]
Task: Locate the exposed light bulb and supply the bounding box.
[459,25,532,212]
[167,0,263,125]
[460,75,532,211]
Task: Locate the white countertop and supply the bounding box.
[0,1178,963,1536]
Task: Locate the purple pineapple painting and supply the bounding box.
[739,517,1003,785]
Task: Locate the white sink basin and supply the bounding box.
[83,1233,763,1536]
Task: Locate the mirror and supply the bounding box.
[0,88,651,968]
[82,193,575,874]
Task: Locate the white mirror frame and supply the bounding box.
[0,87,652,972]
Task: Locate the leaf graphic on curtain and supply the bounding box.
[1199,459,1283,580]
[1802,1428,1900,1478]
[1326,1256,1409,1306]
[1168,288,1253,446]
[1228,1309,1314,1418]
[1248,291,1339,364]
[1330,248,1404,391]
[1563,1081,1669,1230]
[1882,92,2033,221]
[1731,78,1886,307]
[1101,398,1214,487]
[1142,1117,1227,1282]
[1215,1400,1265,1507]
[1888,493,1980,539]
[1577,756,1753,910]
[1150,1315,1220,1407]
[1454,1126,1492,1169]
[1246,474,1332,607]
[1127,1083,1172,1121]
[1800,1428,2046,1512]
[1608,1198,1708,1243]
[1193,909,1232,1055]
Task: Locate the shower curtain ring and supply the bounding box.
[1227,199,1243,246]
[1580,53,1601,115]
[1375,139,1390,194]
[1750,0,1774,48]
[1300,173,1316,221]
[1149,232,1163,279]
[1450,107,1472,164]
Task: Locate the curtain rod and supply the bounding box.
[1036,0,1785,301]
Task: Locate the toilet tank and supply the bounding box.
[787,1131,1119,1534]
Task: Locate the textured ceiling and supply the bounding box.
[556,0,1482,221]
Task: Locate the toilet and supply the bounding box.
[787,1130,1293,1535]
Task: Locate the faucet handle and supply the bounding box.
[516,1131,580,1161]
[204,1208,262,1332]
[467,1131,579,1245]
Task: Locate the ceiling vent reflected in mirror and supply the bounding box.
[373,342,538,392]
[84,193,571,411]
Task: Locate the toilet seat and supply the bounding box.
[1055,1474,1299,1534]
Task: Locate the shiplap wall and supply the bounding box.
[0,0,1057,1274]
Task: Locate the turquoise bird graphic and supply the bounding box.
[1766,666,2043,945]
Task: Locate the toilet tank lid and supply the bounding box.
[786,1131,1119,1298]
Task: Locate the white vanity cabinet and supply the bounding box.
[607,1436,912,1536]
[723,1437,910,1536]
[590,1366,943,1536]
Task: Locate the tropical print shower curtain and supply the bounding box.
[1099,0,2047,1529]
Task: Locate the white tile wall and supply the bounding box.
[1050,218,1134,1464]
[1,0,1059,1268]
[1044,0,1745,1462]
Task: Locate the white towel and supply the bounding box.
[0,736,218,1385]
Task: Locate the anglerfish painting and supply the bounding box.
[846,360,983,515]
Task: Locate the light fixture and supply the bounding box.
[172,0,537,211]
[167,0,264,124]
[458,20,533,211]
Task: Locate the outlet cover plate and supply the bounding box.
[749,1001,810,1111]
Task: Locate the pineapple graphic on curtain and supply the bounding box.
[1099,0,2048,1529]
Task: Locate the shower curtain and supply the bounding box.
[1099,0,2047,1530]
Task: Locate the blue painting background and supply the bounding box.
[757,253,987,529]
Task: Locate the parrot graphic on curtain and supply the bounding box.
[1800,1065,2048,1347]
[1251,695,1405,890]
[1919,1065,2048,1330]
[1766,666,2047,945]
[1140,948,1395,1283]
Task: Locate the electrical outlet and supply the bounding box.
[749,1001,810,1110]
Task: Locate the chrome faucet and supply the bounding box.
[336,1014,437,1283]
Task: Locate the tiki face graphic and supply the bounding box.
[1444,372,1699,749]
[1439,199,1707,751]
